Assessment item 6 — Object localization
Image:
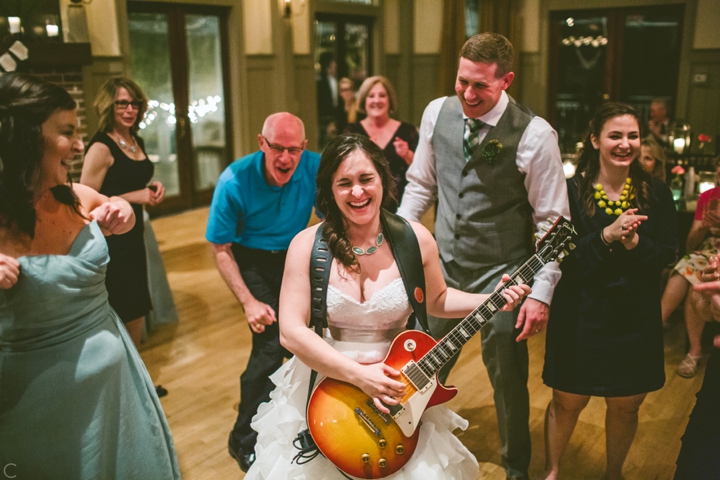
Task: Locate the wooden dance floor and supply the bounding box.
[144,207,704,479]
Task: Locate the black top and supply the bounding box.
[543,177,678,396]
[343,121,419,211]
[90,132,153,198]
[86,131,154,322]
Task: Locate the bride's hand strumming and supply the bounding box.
[352,362,406,414]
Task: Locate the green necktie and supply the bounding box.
[463,118,484,162]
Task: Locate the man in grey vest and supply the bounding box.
[398,33,570,480]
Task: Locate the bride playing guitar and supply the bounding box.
[243,134,531,480]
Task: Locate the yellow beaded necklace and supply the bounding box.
[594,177,635,216]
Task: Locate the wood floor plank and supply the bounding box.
[143,207,705,479]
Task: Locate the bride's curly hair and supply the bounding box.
[316,134,397,271]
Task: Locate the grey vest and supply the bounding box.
[433,95,534,270]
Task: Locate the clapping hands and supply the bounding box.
[604,209,648,249]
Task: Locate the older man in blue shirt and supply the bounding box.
[206,112,320,472]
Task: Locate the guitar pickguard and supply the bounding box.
[392,377,436,437]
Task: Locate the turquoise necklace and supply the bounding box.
[352,233,384,256]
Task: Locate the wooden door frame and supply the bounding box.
[127,2,234,216]
[314,13,375,82]
[547,4,684,131]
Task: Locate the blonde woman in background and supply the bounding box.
[640,137,667,181]
[81,78,165,348]
[344,76,418,211]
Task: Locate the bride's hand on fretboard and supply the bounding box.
[495,274,532,312]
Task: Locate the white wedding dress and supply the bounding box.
[245,277,479,479]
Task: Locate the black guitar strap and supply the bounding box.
[293,210,429,466]
[380,210,429,335]
[305,224,332,406]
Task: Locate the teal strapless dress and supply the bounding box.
[0,221,181,479]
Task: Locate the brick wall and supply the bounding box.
[29,66,87,181]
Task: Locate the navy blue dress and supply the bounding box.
[543,177,678,396]
[87,131,154,323]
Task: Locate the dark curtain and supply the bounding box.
[479,0,523,99]
[437,0,467,98]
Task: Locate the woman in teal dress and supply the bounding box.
[0,73,181,479]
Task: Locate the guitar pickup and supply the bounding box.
[366,399,392,425]
[401,361,433,394]
[378,399,405,418]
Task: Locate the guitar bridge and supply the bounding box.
[354,407,381,437]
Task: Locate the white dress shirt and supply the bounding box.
[397,91,570,305]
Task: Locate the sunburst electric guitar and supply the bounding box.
[306,216,576,479]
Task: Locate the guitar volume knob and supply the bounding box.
[378,439,387,448]
[361,453,370,464]
[395,444,405,455]
[378,458,387,468]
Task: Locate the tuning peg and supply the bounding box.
[562,249,569,257]
[541,224,549,232]
[547,217,554,223]
[534,232,541,239]
[557,257,563,263]
[569,243,576,250]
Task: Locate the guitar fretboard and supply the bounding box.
[413,251,550,382]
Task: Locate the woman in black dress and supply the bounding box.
[542,103,677,480]
[81,77,165,347]
[344,76,418,211]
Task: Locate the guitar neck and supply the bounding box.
[417,253,548,378]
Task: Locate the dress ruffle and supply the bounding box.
[246,338,479,479]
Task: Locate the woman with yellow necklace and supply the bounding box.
[541,103,678,480]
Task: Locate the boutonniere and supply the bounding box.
[482,139,503,164]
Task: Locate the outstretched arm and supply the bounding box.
[412,222,531,319]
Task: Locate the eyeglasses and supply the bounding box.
[114,100,142,110]
[262,136,304,155]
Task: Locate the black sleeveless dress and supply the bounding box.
[343,121,419,211]
[87,131,154,323]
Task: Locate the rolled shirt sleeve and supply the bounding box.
[518,117,570,305]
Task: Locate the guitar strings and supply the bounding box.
[417,255,548,377]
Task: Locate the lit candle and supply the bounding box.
[8,17,21,34]
[673,137,686,154]
[46,24,59,37]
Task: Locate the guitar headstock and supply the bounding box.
[536,216,576,264]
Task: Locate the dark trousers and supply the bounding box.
[229,244,292,453]
[675,349,720,479]
[426,259,531,478]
